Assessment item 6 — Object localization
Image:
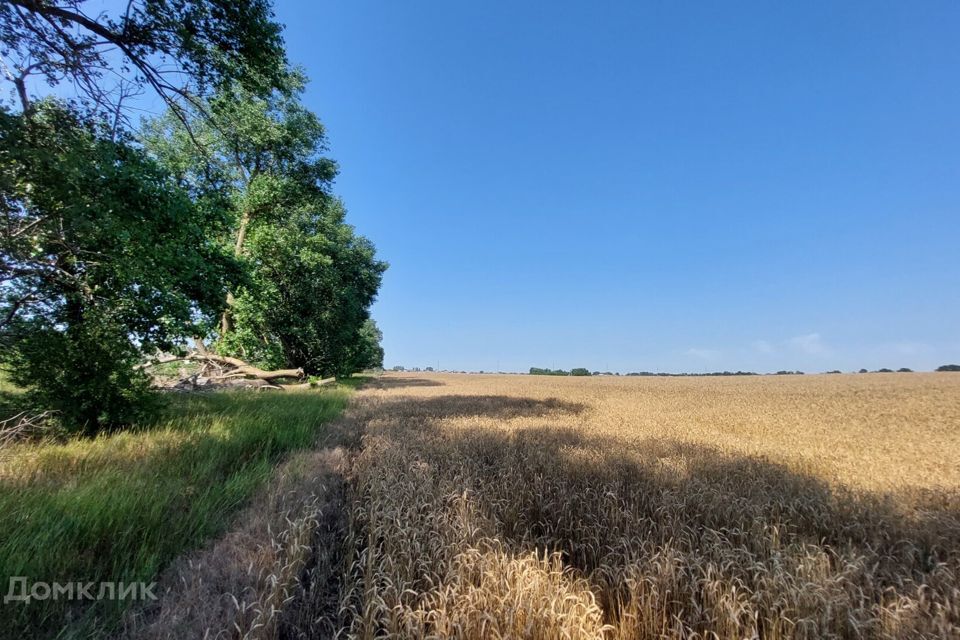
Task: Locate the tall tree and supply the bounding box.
[144,71,386,377]
[0,1,287,431]
[0,101,242,431]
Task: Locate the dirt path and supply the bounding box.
[117,388,371,640]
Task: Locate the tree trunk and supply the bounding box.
[219,208,252,336]
[220,291,235,335]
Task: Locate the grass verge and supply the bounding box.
[0,381,362,638]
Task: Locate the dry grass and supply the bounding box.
[331,372,960,639]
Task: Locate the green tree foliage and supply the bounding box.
[0,0,285,117]
[530,367,573,376]
[0,1,289,432]
[346,319,385,372]
[936,364,960,372]
[144,71,386,377]
[1,2,382,430]
[0,102,241,431]
[570,368,592,376]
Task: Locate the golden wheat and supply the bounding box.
[331,372,960,639]
[120,373,960,638]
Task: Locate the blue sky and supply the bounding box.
[277,1,959,373]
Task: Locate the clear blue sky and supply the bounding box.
[275,1,960,373]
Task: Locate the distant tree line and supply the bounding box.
[530,368,761,377]
[529,367,591,376]
[530,366,954,377]
[406,364,960,378]
[626,371,759,377]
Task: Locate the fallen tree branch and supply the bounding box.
[0,410,56,448]
[191,353,304,381]
[140,349,306,386]
[280,377,336,390]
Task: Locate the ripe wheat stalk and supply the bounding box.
[332,372,960,639]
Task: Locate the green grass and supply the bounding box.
[0,374,18,397]
[0,381,362,637]
[0,368,27,420]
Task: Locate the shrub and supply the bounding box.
[7,312,159,433]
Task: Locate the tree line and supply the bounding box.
[0,0,385,433]
[529,367,592,376]
[530,367,958,377]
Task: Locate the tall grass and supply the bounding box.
[0,385,355,637]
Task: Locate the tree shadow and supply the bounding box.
[344,392,960,637]
[371,377,445,390]
[371,394,589,422]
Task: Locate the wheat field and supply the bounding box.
[124,372,960,639]
[328,372,959,639]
